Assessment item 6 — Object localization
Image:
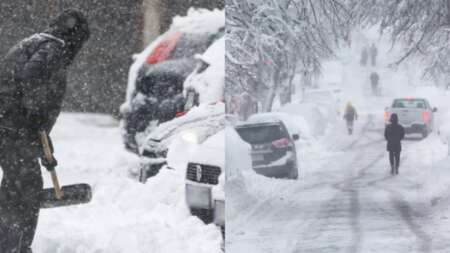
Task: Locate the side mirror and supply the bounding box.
[292,134,300,141]
[432,107,438,112]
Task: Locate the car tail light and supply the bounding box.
[176,110,188,117]
[384,111,390,123]
[422,111,430,123]
[272,138,290,149]
[146,32,182,65]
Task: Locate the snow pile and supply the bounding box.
[171,8,224,35]
[189,129,225,171]
[225,126,255,223]
[184,36,225,104]
[32,113,222,253]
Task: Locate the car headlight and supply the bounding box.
[181,131,198,144]
[213,199,225,226]
[186,184,212,209]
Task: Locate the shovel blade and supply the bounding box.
[40,183,92,209]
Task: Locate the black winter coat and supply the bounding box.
[384,123,405,152]
[0,10,89,156]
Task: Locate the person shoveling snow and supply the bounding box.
[0,9,90,253]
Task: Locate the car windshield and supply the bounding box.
[392,99,426,109]
[236,124,287,144]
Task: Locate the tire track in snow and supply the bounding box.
[289,141,384,253]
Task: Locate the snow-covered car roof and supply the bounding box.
[239,112,301,136]
[140,102,226,156]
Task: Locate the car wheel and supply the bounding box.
[220,226,225,252]
[422,127,429,138]
[289,164,299,180]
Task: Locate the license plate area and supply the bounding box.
[185,184,212,209]
[252,154,264,162]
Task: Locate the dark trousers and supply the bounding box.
[389,151,400,173]
[346,120,354,134]
[0,147,42,253]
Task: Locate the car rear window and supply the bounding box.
[392,99,427,109]
[236,124,287,144]
[170,33,213,59]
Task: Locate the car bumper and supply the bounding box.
[253,163,296,179]
[403,123,426,134]
[185,183,224,226]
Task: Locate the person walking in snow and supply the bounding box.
[0,9,90,253]
[343,102,358,135]
[370,72,380,96]
[369,43,378,66]
[360,47,368,67]
[384,113,405,175]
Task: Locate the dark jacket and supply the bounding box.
[344,105,357,121]
[370,72,379,85]
[0,9,89,155]
[384,114,405,152]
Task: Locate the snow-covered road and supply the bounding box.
[227,27,450,252]
[228,119,444,252]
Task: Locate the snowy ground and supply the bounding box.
[28,113,221,253]
[227,28,450,252]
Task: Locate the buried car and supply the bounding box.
[185,130,225,235]
[138,35,225,182]
[235,113,300,179]
[120,8,225,153]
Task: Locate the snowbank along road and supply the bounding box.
[228,116,442,253]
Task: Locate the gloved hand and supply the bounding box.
[41,155,58,171]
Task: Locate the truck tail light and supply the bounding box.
[384,111,390,123]
[422,111,430,123]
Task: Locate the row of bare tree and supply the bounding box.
[226,0,450,112]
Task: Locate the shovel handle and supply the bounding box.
[50,170,64,200]
[39,131,64,200]
[39,131,54,163]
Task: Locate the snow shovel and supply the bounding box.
[38,131,92,208]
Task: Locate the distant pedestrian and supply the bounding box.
[343,102,358,135]
[384,113,405,175]
[240,92,258,121]
[370,43,378,66]
[360,47,368,66]
[370,72,380,95]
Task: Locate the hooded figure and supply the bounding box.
[370,72,380,95]
[0,9,89,253]
[370,43,378,66]
[384,113,405,174]
[343,102,357,134]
